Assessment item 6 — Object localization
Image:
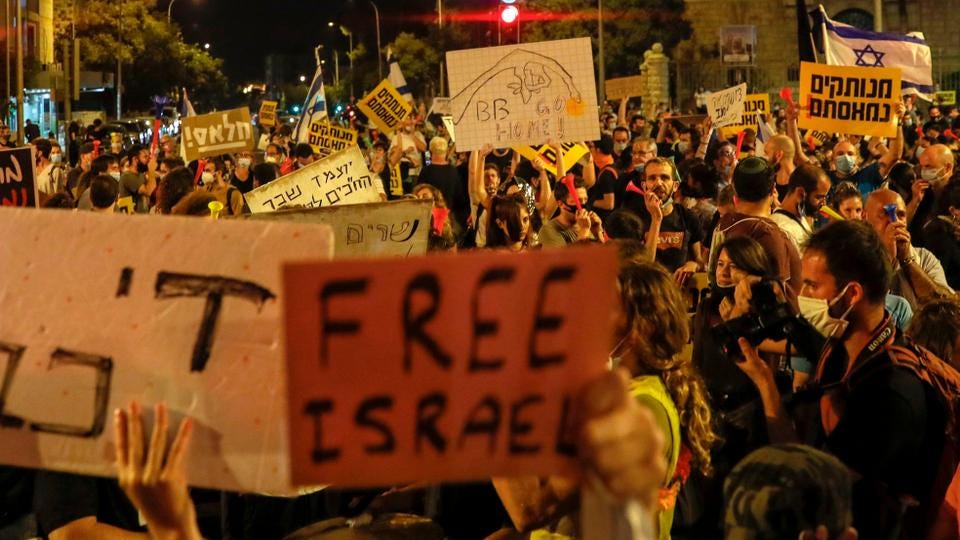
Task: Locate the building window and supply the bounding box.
[787,65,800,82]
[834,8,874,31]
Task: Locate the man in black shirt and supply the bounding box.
[587,135,617,222]
[418,136,469,230]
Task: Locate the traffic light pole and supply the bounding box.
[597,0,605,105]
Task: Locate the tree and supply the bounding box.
[383,32,441,99]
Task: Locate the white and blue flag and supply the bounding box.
[816,4,934,99]
[387,48,413,104]
[293,63,328,144]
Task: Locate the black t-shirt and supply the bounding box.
[588,165,617,221]
[923,217,960,289]
[0,466,34,527]
[419,163,469,227]
[33,471,143,535]
[627,203,703,272]
[230,170,256,194]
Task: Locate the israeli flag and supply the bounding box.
[293,64,328,144]
[387,48,413,104]
[815,4,934,99]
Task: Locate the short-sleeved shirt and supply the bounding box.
[33,471,143,535]
[539,218,580,248]
[587,166,617,221]
[770,209,812,253]
[118,172,148,213]
[716,212,803,305]
[627,203,703,272]
[828,162,883,198]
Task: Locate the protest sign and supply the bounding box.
[706,83,747,128]
[447,38,600,152]
[116,196,135,214]
[935,90,956,106]
[803,129,832,148]
[0,207,334,493]
[244,146,381,214]
[429,97,451,116]
[441,115,456,143]
[284,245,617,486]
[719,93,771,139]
[514,142,589,177]
[0,146,37,208]
[389,163,403,197]
[357,79,413,135]
[306,122,358,155]
[181,108,254,162]
[604,76,645,100]
[259,100,278,127]
[798,61,901,138]
[245,199,431,259]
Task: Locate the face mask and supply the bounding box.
[238,157,252,168]
[614,142,628,154]
[264,155,279,164]
[201,171,215,185]
[110,171,121,181]
[676,141,690,154]
[921,166,943,182]
[798,284,855,339]
[50,153,62,164]
[634,163,645,174]
[711,283,736,300]
[836,154,857,174]
[915,146,926,159]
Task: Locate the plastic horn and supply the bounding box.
[625,181,644,195]
[819,205,845,221]
[208,200,224,220]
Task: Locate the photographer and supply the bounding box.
[730,220,951,539]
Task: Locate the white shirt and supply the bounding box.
[36,163,55,196]
[770,210,812,253]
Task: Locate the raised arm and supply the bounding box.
[877,101,907,176]
[617,98,629,128]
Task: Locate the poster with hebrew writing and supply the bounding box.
[446,38,600,152]
[0,207,333,493]
[244,146,380,214]
[181,108,255,162]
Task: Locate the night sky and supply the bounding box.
[170,0,452,84]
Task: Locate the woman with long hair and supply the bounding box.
[612,259,718,539]
[413,183,460,251]
[484,194,537,251]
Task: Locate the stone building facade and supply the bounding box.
[673,0,960,110]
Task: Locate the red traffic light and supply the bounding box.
[500,4,518,24]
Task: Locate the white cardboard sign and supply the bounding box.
[446,38,600,152]
[707,83,747,128]
[244,146,381,214]
[0,208,333,493]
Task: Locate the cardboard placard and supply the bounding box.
[389,163,403,197]
[447,38,600,152]
[284,245,617,487]
[707,83,747,128]
[0,207,334,493]
[259,100,278,128]
[719,93,771,139]
[803,129,832,148]
[515,142,590,177]
[604,76,645,100]
[244,146,380,213]
[116,196,135,214]
[307,122,358,155]
[181,108,255,162]
[798,61,901,138]
[441,115,456,143]
[357,79,413,136]
[935,90,956,106]
[429,97,451,117]
[0,146,38,208]
[245,199,431,259]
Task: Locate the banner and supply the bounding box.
[181,108,254,162]
[244,146,381,213]
[306,122,358,155]
[447,38,600,152]
[798,61,901,138]
[259,100,278,127]
[357,79,413,136]
[720,26,756,64]
[935,90,956,106]
[707,83,747,128]
[0,208,334,493]
[283,245,617,486]
[514,142,589,177]
[0,146,37,208]
[245,199,431,259]
[719,93,771,138]
[604,76,645,100]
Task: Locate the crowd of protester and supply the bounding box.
[2,91,960,540]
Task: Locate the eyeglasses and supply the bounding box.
[718,151,735,157]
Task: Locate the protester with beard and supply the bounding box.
[771,164,831,252]
[763,135,797,202]
[617,137,658,208]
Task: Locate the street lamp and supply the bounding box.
[340,25,354,98]
[370,1,382,81]
[167,0,176,23]
[327,21,334,27]
[299,75,306,83]
[204,42,210,50]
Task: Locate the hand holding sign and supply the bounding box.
[706,83,747,128]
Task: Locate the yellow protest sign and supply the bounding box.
[514,142,590,177]
[803,129,832,148]
[307,122,358,154]
[357,79,412,135]
[935,90,956,106]
[798,61,901,138]
[390,163,403,197]
[116,196,135,214]
[259,100,278,127]
[719,93,771,139]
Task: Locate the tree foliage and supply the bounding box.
[383,32,441,99]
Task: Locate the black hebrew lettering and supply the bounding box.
[28,348,113,438]
[154,272,276,372]
[305,399,341,463]
[355,395,395,454]
[373,224,388,241]
[469,267,516,372]
[318,278,369,367]
[326,189,341,205]
[346,224,364,244]
[415,392,447,454]
[554,395,576,457]
[529,266,575,369]
[403,273,453,372]
[341,183,354,197]
[509,394,542,455]
[0,342,26,428]
[272,193,287,208]
[810,98,893,123]
[262,198,276,211]
[116,267,134,297]
[389,220,419,242]
[811,74,824,94]
[286,185,303,201]
[457,395,501,453]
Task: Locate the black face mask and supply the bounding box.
[711,283,736,300]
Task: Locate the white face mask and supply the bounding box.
[109,171,121,181]
[264,155,279,164]
[797,283,856,339]
[50,153,62,164]
[237,157,252,168]
[920,166,944,182]
[201,171,215,185]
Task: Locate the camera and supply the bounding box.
[712,280,825,361]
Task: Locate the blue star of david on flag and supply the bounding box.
[853,44,885,67]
